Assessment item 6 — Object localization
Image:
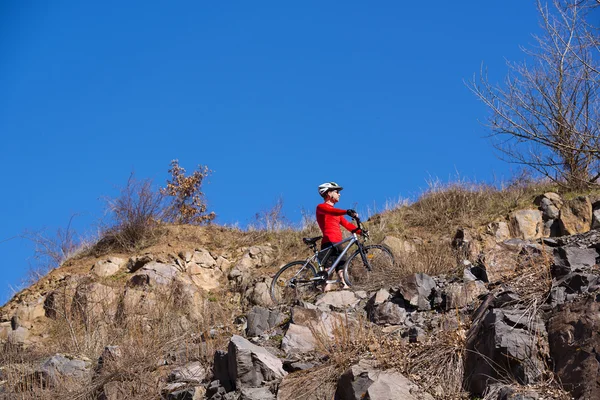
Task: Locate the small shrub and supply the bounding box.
[160,160,215,225]
[98,173,165,252]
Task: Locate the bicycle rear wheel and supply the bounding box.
[270,261,319,306]
[343,245,394,291]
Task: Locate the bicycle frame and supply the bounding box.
[298,233,361,284]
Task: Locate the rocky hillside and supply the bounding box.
[1,190,600,399]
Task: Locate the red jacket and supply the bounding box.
[316,203,359,244]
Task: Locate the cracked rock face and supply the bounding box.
[464,306,548,396]
[548,298,600,400]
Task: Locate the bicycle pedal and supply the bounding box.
[325,279,339,284]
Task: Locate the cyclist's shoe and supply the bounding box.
[339,280,350,290]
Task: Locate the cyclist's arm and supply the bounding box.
[340,217,361,234]
[317,203,348,216]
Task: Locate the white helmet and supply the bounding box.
[318,182,343,197]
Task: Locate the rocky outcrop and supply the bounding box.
[464,298,549,396]
[548,297,600,400]
[336,360,434,400]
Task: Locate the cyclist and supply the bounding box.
[316,182,361,291]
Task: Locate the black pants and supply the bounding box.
[320,242,347,272]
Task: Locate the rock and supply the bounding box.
[34,354,91,388]
[535,192,563,220]
[593,208,600,229]
[8,326,29,344]
[336,360,433,400]
[227,335,286,388]
[315,291,360,310]
[92,257,125,277]
[165,385,205,400]
[381,236,416,257]
[130,262,178,287]
[244,279,272,307]
[168,362,206,384]
[372,288,390,305]
[480,244,520,284]
[11,297,46,329]
[97,346,122,373]
[117,288,156,320]
[464,307,548,396]
[281,323,317,354]
[548,297,600,399]
[551,246,598,278]
[127,254,154,273]
[452,228,481,261]
[188,264,223,291]
[508,210,543,240]
[372,300,407,325]
[559,196,593,235]
[191,249,216,268]
[487,221,511,242]
[239,387,275,400]
[397,273,436,311]
[72,282,118,323]
[212,350,234,392]
[246,306,284,337]
[443,280,488,310]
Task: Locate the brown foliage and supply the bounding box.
[160,160,216,225]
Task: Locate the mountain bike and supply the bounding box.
[270,216,395,306]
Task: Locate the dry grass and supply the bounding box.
[1,279,235,399]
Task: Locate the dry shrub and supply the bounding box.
[5,280,235,399]
[395,239,458,278]
[279,315,386,399]
[160,159,215,225]
[97,174,165,253]
[370,177,558,241]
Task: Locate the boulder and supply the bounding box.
[33,354,92,388]
[464,307,548,396]
[487,221,511,242]
[188,264,222,291]
[227,335,286,388]
[548,297,600,399]
[168,362,206,384]
[335,360,433,400]
[239,387,275,400]
[315,290,360,310]
[508,210,543,240]
[245,306,284,337]
[397,273,436,311]
[551,246,598,278]
[452,228,481,261]
[117,288,156,320]
[592,208,600,230]
[559,196,593,235]
[244,279,272,307]
[72,282,119,323]
[371,300,407,325]
[381,236,416,256]
[130,262,178,287]
[443,280,488,310]
[535,192,563,220]
[480,244,520,284]
[191,249,216,268]
[92,257,125,277]
[127,254,154,273]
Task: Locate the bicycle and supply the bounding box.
[270,216,395,306]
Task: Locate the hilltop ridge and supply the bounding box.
[2,182,600,399]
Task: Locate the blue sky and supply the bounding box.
[0,1,541,305]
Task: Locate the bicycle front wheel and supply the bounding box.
[270,261,319,306]
[343,245,395,291]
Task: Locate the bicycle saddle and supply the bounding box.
[302,236,322,246]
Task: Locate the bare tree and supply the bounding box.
[470,0,600,189]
